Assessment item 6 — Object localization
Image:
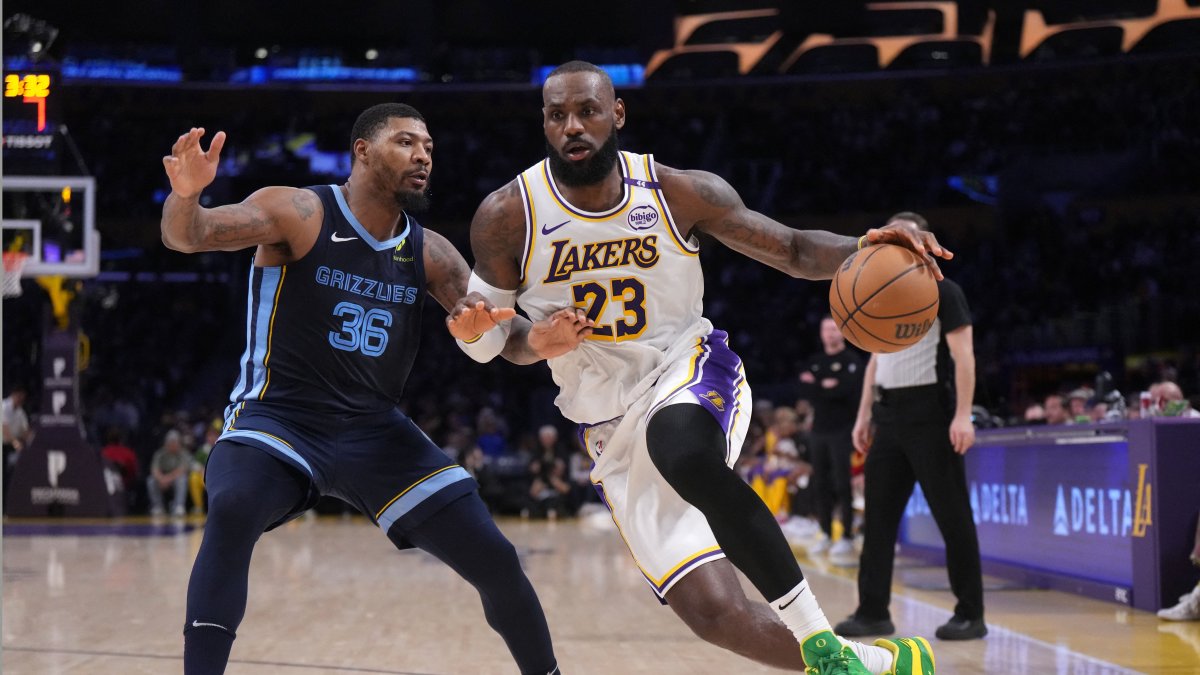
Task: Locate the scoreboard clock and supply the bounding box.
[3,68,60,170]
[5,72,51,131]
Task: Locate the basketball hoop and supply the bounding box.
[2,251,29,298]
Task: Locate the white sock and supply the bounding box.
[770,579,831,642]
[841,640,894,674]
[770,580,894,674]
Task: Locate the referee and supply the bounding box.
[834,269,987,641]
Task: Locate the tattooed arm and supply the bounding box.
[425,229,479,313]
[161,128,321,260]
[657,164,950,280]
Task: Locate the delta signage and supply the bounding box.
[901,438,1136,587]
[646,0,1200,77]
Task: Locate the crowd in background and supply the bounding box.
[4,54,1199,517]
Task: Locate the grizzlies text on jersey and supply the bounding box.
[225,184,426,420]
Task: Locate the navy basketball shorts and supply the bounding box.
[217,401,477,543]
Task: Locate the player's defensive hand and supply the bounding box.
[163,128,226,199]
[866,215,953,280]
[528,307,595,360]
[446,293,517,341]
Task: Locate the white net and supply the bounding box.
[3,251,28,298]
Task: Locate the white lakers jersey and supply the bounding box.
[515,152,712,423]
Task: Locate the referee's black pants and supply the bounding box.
[856,384,984,622]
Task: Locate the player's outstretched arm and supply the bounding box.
[161,128,319,253]
[658,165,951,280]
[449,181,596,365]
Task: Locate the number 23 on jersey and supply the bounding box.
[571,277,647,341]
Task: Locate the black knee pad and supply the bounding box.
[647,404,729,498]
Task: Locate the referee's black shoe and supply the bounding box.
[833,614,895,637]
[935,615,988,640]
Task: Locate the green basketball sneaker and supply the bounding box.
[800,631,871,674]
[874,636,937,675]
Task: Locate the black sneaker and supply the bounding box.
[833,615,896,637]
[935,616,988,640]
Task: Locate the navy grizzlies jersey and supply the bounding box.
[226,184,426,417]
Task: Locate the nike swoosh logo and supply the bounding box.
[331,233,358,242]
[777,589,805,610]
[541,220,570,235]
[191,619,230,631]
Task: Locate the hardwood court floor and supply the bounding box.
[3,513,1198,674]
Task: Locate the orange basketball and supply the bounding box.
[829,244,940,353]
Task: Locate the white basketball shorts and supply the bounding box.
[577,328,751,599]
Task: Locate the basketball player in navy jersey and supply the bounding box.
[162,104,586,675]
[447,62,951,674]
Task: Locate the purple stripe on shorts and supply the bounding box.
[686,330,743,435]
[649,548,726,594]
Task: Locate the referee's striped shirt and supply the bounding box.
[874,279,971,391]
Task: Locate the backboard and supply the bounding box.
[2,175,99,278]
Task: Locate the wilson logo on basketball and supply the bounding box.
[894,319,933,340]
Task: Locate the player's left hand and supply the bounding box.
[949,414,975,455]
[528,307,595,360]
[865,214,953,280]
[446,293,517,341]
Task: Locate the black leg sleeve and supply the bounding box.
[647,403,803,601]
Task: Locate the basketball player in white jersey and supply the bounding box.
[447,61,951,675]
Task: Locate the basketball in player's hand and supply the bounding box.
[829,244,939,353]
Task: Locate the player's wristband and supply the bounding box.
[454,272,516,363]
[456,326,507,363]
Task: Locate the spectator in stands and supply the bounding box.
[1157,381,1200,418]
[527,426,571,519]
[475,407,509,459]
[1023,403,1046,424]
[188,423,219,515]
[567,440,598,514]
[2,385,33,503]
[100,429,140,493]
[748,407,811,527]
[1067,389,1092,423]
[147,429,190,516]
[1044,394,1071,425]
[535,424,569,462]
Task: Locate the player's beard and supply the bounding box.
[394,184,430,213]
[546,126,620,188]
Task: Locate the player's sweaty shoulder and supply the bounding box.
[655,162,740,224]
[471,179,526,259]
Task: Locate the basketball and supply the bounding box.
[829,243,940,353]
